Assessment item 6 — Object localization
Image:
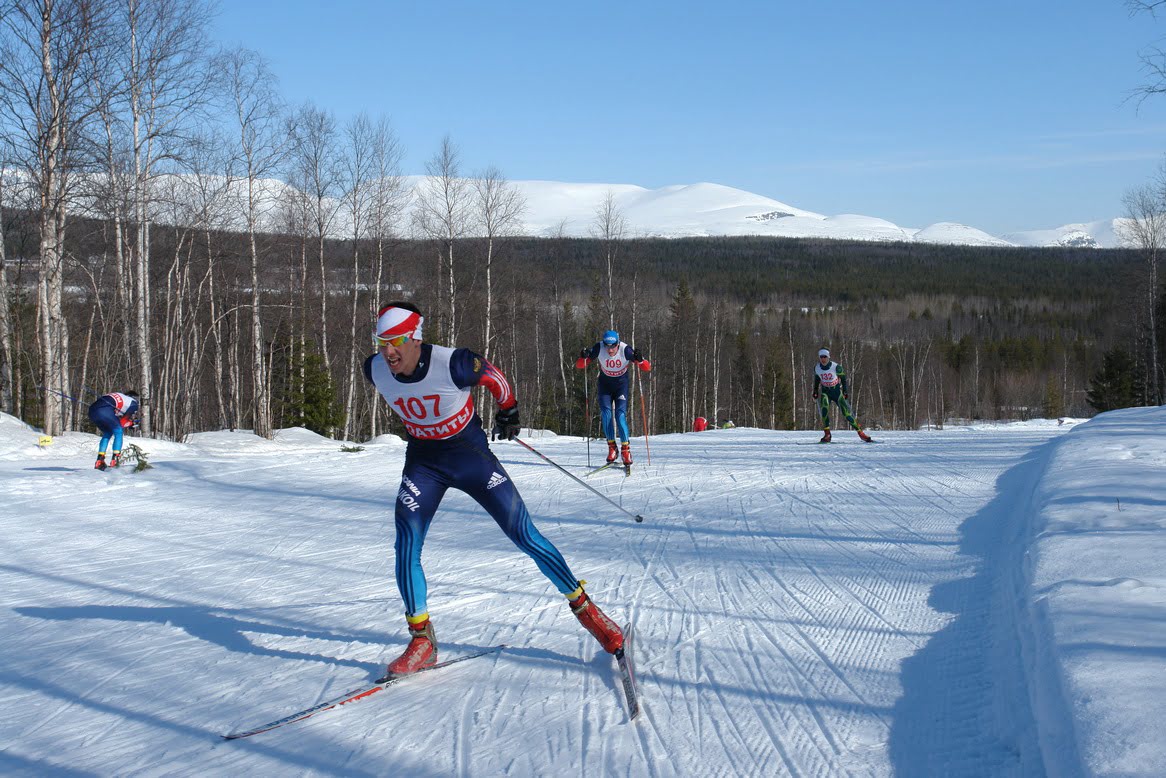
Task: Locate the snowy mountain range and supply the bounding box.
[0,170,1132,248]
[505,179,1130,249]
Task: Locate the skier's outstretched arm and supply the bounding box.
[629,346,652,371]
[574,343,598,370]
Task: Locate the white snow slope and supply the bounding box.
[1,411,1162,776]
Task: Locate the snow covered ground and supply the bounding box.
[0,411,1162,776]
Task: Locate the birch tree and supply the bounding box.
[363,117,407,438]
[122,0,214,436]
[288,103,341,370]
[0,0,113,434]
[341,113,374,439]
[222,46,285,437]
[591,190,626,327]
[413,135,470,342]
[472,165,525,361]
[1119,180,1166,403]
[0,164,13,413]
[1129,1,1166,103]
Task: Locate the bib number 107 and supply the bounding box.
[393,394,442,419]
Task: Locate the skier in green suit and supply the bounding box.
[812,348,873,443]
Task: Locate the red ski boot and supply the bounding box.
[819,429,832,444]
[621,443,633,466]
[569,586,623,654]
[857,429,873,443]
[94,453,107,470]
[606,440,618,463]
[109,451,121,468]
[386,616,437,676]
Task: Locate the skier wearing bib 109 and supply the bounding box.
[88,391,140,470]
[575,329,651,465]
[813,348,873,444]
[363,302,624,676]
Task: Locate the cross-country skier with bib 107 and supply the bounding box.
[88,391,140,470]
[575,329,651,466]
[813,348,873,444]
[363,302,624,676]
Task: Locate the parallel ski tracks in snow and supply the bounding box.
[0,428,1069,775]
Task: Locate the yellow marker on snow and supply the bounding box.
[37,435,53,447]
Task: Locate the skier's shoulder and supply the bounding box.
[447,346,490,388]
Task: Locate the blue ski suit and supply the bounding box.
[364,344,580,619]
[575,341,651,444]
[88,392,139,457]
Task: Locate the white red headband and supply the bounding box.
[376,306,423,342]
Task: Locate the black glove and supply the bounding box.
[812,392,819,400]
[579,348,589,359]
[632,349,643,362]
[842,393,849,400]
[492,406,520,441]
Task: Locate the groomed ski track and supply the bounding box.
[0,425,1067,776]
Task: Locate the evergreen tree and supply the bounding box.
[1042,376,1064,418]
[277,347,346,436]
[1086,349,1141,413]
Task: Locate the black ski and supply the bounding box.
[223,645,505,740]
[615,623,640,721]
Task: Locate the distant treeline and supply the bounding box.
[0,208,1147,441]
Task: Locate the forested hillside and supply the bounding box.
[0,208,1145,440]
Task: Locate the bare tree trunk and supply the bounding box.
[413,136,469,344]
[711,304,720,424]
[288,103,341,372]
[223,47,285,438]
[229,307,241,429]
[249,228,269,436]
[592,190,626,327]
[787,310,796,429]
[0,185,12,414]
[205,229,226,427]
[473,166,525,360]
[317,231,330,367]
[340,120,370,438]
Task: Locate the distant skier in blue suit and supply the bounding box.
[88,391,139,470]
[576,329,651,465]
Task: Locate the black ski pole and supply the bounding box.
[513,437,644,523]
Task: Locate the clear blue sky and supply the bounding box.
[212,0,1166,235]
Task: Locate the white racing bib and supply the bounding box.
[107,392,136,415]
[815,361,842,388]
[599,341,631,378]
[369,345,476,440]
